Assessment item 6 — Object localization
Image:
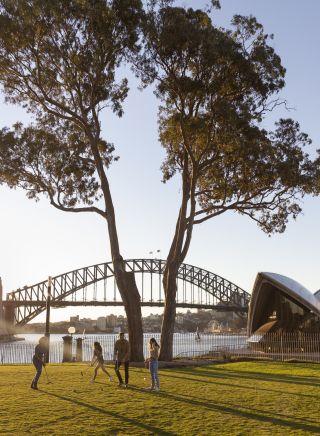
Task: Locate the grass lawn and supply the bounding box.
[0,361,319,435]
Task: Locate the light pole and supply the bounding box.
[45,276,52,363]
[68,326,76,361]
[149,249,161,259]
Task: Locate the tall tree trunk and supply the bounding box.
[115,268,144,361]
[102,175,144,361]
[159,154,196,361]
[159,264,178,361]
[158,150,194,360]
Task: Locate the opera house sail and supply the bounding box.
[248,272,320,350]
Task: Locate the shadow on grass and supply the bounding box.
[38,390,174,435]
[25,410,84,432]
[159,371,320,400]
[212,366,320,383]
[178,391,319,425]
[163,366,320,388]
[129,386,320,434]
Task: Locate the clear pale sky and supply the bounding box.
[0,0,319,323]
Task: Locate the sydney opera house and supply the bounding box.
[248,272,320,348]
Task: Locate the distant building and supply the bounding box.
[96,317,107,331]
[148,314,160,321]
[106,314,117,327]
[206,320,222,333]
[70,315,79,323]
[80,318,93,323]
[79,318,95,329]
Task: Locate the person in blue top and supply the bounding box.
[31,336,48,390]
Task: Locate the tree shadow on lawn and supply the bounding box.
[176,391,319,425]
[212,366,320,383]
[164,367,320,388]
[39,390,174,435]
[24,410,84,433]
[159,371,320,400]
[133,387,320,434]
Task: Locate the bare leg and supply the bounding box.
[92,365,99,381]
[101,364,111,378]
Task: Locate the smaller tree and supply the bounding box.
[0,0,145,361]
[137,5,319,360]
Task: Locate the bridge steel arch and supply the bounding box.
[4,259,250,326]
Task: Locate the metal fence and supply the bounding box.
[0,332,319,364]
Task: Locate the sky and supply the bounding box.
[0,0,319,323]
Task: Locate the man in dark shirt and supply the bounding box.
[31,336,48,390]
[114,332,130,387]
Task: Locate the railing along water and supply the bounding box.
[1,332,319,364]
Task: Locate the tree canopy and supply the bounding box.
[0,0,142,215]
[137,6,318,239]
[134,5,319,360]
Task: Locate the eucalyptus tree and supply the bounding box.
[0,0,145,360]
[137,3,319,360]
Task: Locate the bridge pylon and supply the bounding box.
[3,304,15,334]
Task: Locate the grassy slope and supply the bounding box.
[0,361,319,435]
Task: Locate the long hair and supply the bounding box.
[149,337,159,348]
[94,341,102,353]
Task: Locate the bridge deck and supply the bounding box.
[2,300,247,312]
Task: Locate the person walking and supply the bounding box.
[31,336,48,390]
[91,341,113,383]
[145,337,160,391]
[114,332,130,387]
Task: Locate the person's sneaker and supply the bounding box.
[109,376,113,382]
[31,384,38,390]
[124,384,128,388]
[147,386,154,391]
[155,386,160,392]
[90,379,95,384]
[118,382,124,387]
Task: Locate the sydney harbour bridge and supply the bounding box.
[1,259,250,327]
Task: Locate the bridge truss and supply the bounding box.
[4,259,250,326]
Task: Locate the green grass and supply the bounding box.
[0,361,319,435]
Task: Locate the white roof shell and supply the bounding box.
[248,272,320,335]
[259,272,320,313]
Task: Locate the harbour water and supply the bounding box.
[1,333,248,364]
